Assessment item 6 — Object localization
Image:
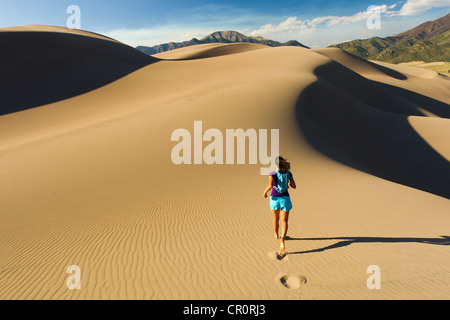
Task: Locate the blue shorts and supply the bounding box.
[270,196,293,211]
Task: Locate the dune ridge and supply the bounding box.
[0,25,119,41]
[0,25,157,116]
[0,26,449,300]
[154,42,270,60]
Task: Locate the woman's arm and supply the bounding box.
[289,175,297,189]
[263,175,274,198]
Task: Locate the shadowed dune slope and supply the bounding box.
[314,48,409,80]
[314,47,449,80]
[0,26,158,116]
[296,58,450,199]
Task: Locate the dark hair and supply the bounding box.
[276,156,291,174]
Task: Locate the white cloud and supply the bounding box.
[250,17,308,36]
[99,0,449,48]
[327,5,399,26]
[249,0,448,41]
[388,0,450,16]
[251,4,400,37]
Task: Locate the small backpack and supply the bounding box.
[274,171,290,193]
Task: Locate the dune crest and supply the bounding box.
[0,26,157,116]
[0,25,119,42]
[154,42,269,60]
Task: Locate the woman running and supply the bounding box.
[263,156,296,252]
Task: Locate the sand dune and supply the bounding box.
[1,26,450,300]
[300,50,450,199]
[314,48,410,80]
[0,25,157,116]
[0,25,119,42]
[154,42,268,60]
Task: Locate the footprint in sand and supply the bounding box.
[267,251,289,261]
[278,274,307,290]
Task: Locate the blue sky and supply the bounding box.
[0,0,449,48]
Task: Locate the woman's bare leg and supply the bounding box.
[280,211,290,252]
[272,209,280,239]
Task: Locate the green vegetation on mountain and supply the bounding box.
[329,13,450,63]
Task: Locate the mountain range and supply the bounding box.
[136,30,309,55]
[136,14,449,63]
[329,13,450,63]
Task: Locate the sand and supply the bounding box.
[0,26,449,300]
[153,42,268,60]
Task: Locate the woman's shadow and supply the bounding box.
[286,235,450,255]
